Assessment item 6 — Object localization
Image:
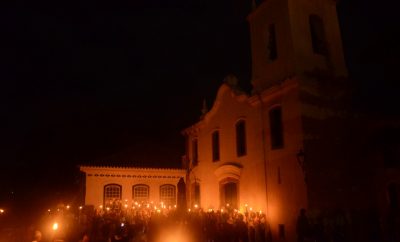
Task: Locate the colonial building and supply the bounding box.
[79,0,400,241]
[80,166,186,208]
[181,0,355,241]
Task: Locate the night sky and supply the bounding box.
[0,0,398,213]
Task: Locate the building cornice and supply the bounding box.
[80,165,186,173]
[248,77,299,105]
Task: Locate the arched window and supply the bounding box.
[191,182,201,207]
[309,14,327,55]
[192,139,199,166]
[267,23,278,61]
[269,106,284,149]
[104,184,122,205]
[133,184,149,202]
[160,184,176,206]
[212,130,220,162]
[236,120,247,157]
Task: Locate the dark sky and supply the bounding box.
[0,0,398,209]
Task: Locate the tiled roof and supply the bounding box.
[79,160,182,169]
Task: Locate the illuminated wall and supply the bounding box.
[183,78,308,242]
[80,166,186,208]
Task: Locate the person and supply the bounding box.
[296,208,310,242]
[32,230,42,242]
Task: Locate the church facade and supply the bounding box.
[182,0,352,241]
[79,0,400,241]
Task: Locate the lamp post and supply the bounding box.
[296,149,306,182]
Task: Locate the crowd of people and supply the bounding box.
[24,200,386,242]
[80,206,270,242]
[30,202,272,242]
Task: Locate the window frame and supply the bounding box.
[192,138,199,166]
[309,14,327,56]
[267,23,278,61]
[212,130,220,162]
[160,184,176,206]
[132,184,150,203]
[104,184,122,205]
[269,106,284,149]
[236,119,247,157]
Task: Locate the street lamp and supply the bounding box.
[296,149,307,183]
[296,149,305,171]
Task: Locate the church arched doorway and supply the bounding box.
[220,178,238,209]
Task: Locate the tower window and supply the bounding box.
[192,139,198,166]
[267,24,278,61]
[212,130,220,162]
[236,120,247,157]
[269,106,284,149]
[309,15,327,55]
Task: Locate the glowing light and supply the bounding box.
[226,203,230,207]
[79,206,83,210]
[66,205,70,209]
[188,208,191,212]
[174,205,177,208]
[250,207,253,211]
[194,204,198,208]
[48,209,51,212]
[221,209,224,213]
[159,227,191,242]
[121,223,125,227]
[245,204,248,207]
[0,209,4,214]
[106,207,110,211]
[124,204,128,208]
[52,223,59,231]
[99,205,103,209]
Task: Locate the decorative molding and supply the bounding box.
[87,173,184,179]
[214,163,243,182]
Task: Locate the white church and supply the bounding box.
[80,0,400,241]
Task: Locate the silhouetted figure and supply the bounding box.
[296,209,310,242]
[236,214,249,242]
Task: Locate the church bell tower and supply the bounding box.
[248,0,347,93]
